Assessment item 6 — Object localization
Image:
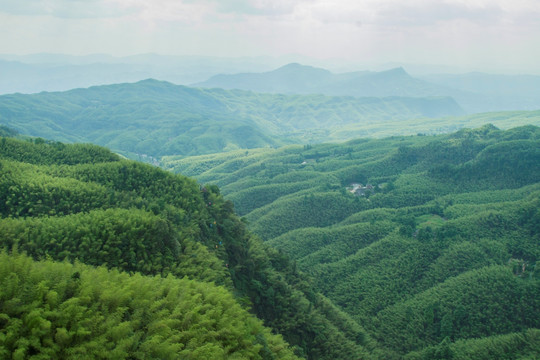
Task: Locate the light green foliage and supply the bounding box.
[268,221,395,267]
[0,136,119,165]
[0,136,373,359]
[0,251,300,360]
[0,209,188,278]
[0,159,111,218]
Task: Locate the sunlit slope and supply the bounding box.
[0,251,300,360]
[0,135,373,359]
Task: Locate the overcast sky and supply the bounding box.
[1,0,540,73]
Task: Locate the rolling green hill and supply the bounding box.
[165,125,540,358]
[0,80,281,158]
[0,135,375,359]
[0,79,465,158]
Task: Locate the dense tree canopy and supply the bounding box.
[0,251,299,360]
[169,125,540,359]
[0,135,372,359]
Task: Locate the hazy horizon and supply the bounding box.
[1,0,540,75]
[0,51,511,76]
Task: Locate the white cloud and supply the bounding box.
[0,0,539,72]
[299,0,540,28]
[204,0,307,16]
[0,0,138,18]
[123,0,213,25]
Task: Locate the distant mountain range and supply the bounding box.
[421,72,540,112]
[0,79,464,157]
[195,63,540,113]
[1,54,539,114]
[194,63,447,97]
[0,54,279,94]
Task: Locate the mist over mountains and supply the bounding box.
[0,53,278,94]
[195,64,446,97]
[2,54,540,115]
[195,63,540,113]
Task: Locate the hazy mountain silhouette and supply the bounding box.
[195,63,540,113]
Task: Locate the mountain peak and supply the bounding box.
[270,63,332,76]
[379,67,410,77]
[194,63,449,98]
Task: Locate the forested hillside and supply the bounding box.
[1,124,539,358]
[0,135,374,359]
[164,125,540,358]
[0,251,297,359]
[2,80,539,161]
[0,79,464,158]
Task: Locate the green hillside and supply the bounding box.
[0,79,465,158]
[2,80,539,160]
[166,125,540,358]
[0,135,374,359]
[162,111,540,176]
[0,251,297,360]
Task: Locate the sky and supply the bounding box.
[1,0,540,73]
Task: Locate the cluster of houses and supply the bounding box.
[138,153,160,167]
[347,183,375,196]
